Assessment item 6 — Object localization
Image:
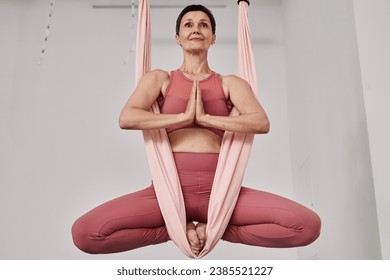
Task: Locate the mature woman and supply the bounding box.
[72,4,321,256]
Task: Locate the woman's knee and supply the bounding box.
[300,211,321,246]
[71,218,102,254]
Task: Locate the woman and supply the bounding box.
[72,4,321,256]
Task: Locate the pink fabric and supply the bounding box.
[136,0,257,258]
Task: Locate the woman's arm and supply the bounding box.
[196,75,270,134]
[119,70,196,130]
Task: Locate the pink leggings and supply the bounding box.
[72,152,321,254]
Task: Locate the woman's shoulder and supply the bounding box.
[220,74,245,80]
[139,69,171,90]
[144,69,173,96]
[143,69,171,80]
[220,74,248,87]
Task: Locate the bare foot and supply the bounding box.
[195,223,207,248]
[186,222,201,256]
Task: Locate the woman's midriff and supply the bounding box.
[168,128,222,153]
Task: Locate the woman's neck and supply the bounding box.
[179,51,212,77]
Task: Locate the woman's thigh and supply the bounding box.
[74,185,165,236]
[229,186,317,228]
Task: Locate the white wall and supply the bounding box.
[0,0,295,260]
[282,0,381,259]
[353,0,390,259]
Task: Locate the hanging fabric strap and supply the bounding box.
[135,0,258,258]
[136,0,191,255]
[202,0,258,258]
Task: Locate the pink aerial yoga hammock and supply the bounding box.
[135,0,258,258]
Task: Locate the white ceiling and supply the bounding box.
[92,0,228,8]
[91,0,283,44]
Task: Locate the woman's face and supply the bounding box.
[176,11,216,52]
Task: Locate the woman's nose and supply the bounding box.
[193,25,201,33]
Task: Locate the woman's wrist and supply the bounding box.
[196,113,212,128]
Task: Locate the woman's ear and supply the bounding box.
[176,34,181,46]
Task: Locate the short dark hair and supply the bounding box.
[175,5,216,35]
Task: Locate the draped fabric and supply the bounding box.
[135,0,258,258]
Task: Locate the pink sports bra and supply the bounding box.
[159,70,231,137]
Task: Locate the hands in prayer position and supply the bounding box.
[182,80,207,127]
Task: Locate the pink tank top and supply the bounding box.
[159,70,230,137]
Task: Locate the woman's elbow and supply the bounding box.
[119,113,135,130]
[255,118,270,134]
[118,116,127,129]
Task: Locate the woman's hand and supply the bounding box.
[183,80,207,125]
[194,81,207,124]
[182,80,197,125]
